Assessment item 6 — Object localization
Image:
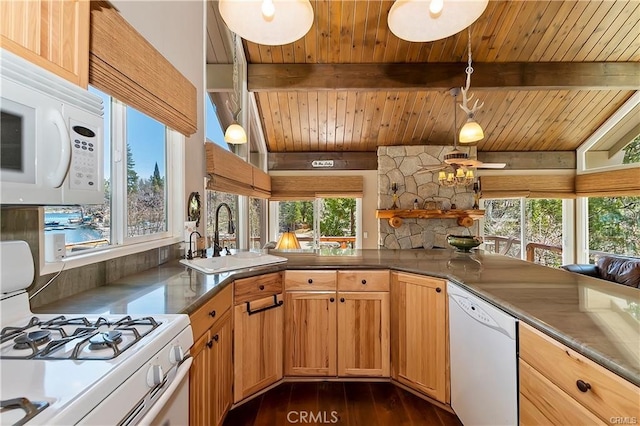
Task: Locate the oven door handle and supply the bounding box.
[136,356,192,424]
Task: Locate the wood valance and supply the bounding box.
[575,167,640,197]
[479,175,576,199]
[206,143,271,198]
[270,176,363,200]
[89,1,197,136]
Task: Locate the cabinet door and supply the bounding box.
[337,291,389,377]
[233,294,284,403]
[211,311,233,426]
[285,291,337,376]
[190,330,213,426]
[0,0,90,87]
[391,272,448,403]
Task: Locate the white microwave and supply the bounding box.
[0,49,104,205]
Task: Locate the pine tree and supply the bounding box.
[126,143,139,194]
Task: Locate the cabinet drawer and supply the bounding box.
[519,323,640,422]
[190,284,232,341]
[235,272,283,305]
[337,270,389,291]
[285,270,337,291]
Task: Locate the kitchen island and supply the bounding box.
[34,249,640,388]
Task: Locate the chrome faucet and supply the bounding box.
[187,231,201,260]
[213,203,235,257]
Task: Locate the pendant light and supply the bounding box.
[218,0,314,46]
[224,33,247,144]
[459,27,485,144]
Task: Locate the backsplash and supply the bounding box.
[1,206,180,308]
[377,146,479,249]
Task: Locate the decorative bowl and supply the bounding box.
[447,235,482,252]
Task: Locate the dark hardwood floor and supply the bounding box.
[223,382,462,426]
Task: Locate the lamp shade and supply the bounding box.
[276,231,301,249]
[459,119,484,143]
[218,0,314,46]
[388,0,489,42]
[224,122,247,144]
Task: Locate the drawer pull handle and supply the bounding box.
[213,334,219,342]
[259,285,265,290]
[330,297,335,303]
[436,287,442,293]
[209,310,216,318]
[308,279,313,284]
[246,294,283,316]
[206,340,213,349]
[576,380,591,393]
[361,279,367,285]
[340,297,345,303]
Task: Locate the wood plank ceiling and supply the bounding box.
[234,0,639,154]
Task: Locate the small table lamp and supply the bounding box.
[276,229,301,249]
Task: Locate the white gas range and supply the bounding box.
[0,241,193,425]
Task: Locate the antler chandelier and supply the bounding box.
[458,27,485,144]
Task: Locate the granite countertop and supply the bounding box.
[34,249,640,387]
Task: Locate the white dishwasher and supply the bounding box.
[448,282,518,426]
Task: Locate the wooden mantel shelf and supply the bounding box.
[376,209,485,228]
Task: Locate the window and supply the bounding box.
[484,198,564,267]
[588,196,640,260]
[272,197,359,250]
[43,87,181,264]
[205,95,229,151]
[206,190,238,252]
[249,197,266,249]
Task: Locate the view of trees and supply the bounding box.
[126,144,166,237]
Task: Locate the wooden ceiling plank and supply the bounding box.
[386,91,411,144]
[304,0,319,63]
[538,91,596,151]
[359,0,383,63]
[491,1,541,62]
[372,1,392,62]
[470,89,505,151]
[247,62,640,91]
[316,0,330,64]
[483,91,531,152]
[365,92,388,145]
[540,1,590,62]
[494,91,554,152]
[533,90,588,151]
[350,92,368,150]
[484,0,526,62]
[265,91,284,152]
[473,0,510,61]
[560,1,617,61]
[342,91,358,150]
[571,1,628,61]
[349,0,368,63]
[334,91,348,150]
[595,2,640,61]
[394,91,419,144]
[296,92,310,147]
[317,91,329,150]
[328,0,342,63]
[288,92,303,151]
[257,44,273,64]
[338,0,355,63]
[358,92,381,150]
[307,91,319,151]
[280,42,295,64]
[326,91,338,150]
[276,91,294,152]
[292,33,307,64]
[607,14,640,62]
[256,93,276,152]
[377,91,400,145]
[403,91,428,144]
[488,91,536,152]
[527,90,579,149]
[514,1,560,62]
[419,91,446,145]
[513,90,567,151]
[528,1,579,62]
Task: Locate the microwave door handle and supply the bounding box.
[46,109,71,188]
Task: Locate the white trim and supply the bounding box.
[576,91,640,173]
[575,197,590,263]
[519,198,526,260]
[355,198,363,249]
[562,199,575,264]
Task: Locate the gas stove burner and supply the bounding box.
[13,330,52,350]
[88,331,123,350]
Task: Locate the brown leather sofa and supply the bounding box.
[561,255,640,288]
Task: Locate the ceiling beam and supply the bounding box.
[248,63,640,92]
[268,152,377,171]
[477,151,575,170]
[608,123,640,159]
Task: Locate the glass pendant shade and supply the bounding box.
[388,0,488,42]
[459,118,484,143]
[218,0,314,46]
[224,121,247,144]
[276,231,301,249]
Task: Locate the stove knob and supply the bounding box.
[169,345,185,364]
[147,364,164,387]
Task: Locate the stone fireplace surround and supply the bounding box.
[377,146,479,249]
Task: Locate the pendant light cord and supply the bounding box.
[227,33,241,122]
[464,27,474,91]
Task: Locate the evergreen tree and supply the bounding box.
[126,143,139,194]
[150,162,163,190]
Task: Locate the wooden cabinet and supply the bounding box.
[519,322,639,425]
[233,272,284,403]
[189,286,233,426]
[0,0,90,87]
[284,270,390,378]
[391,272,449,404]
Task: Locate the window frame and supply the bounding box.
[40,95,184,275]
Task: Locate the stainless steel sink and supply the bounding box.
[179,251,287,274]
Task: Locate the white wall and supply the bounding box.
[112,0,206,228]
